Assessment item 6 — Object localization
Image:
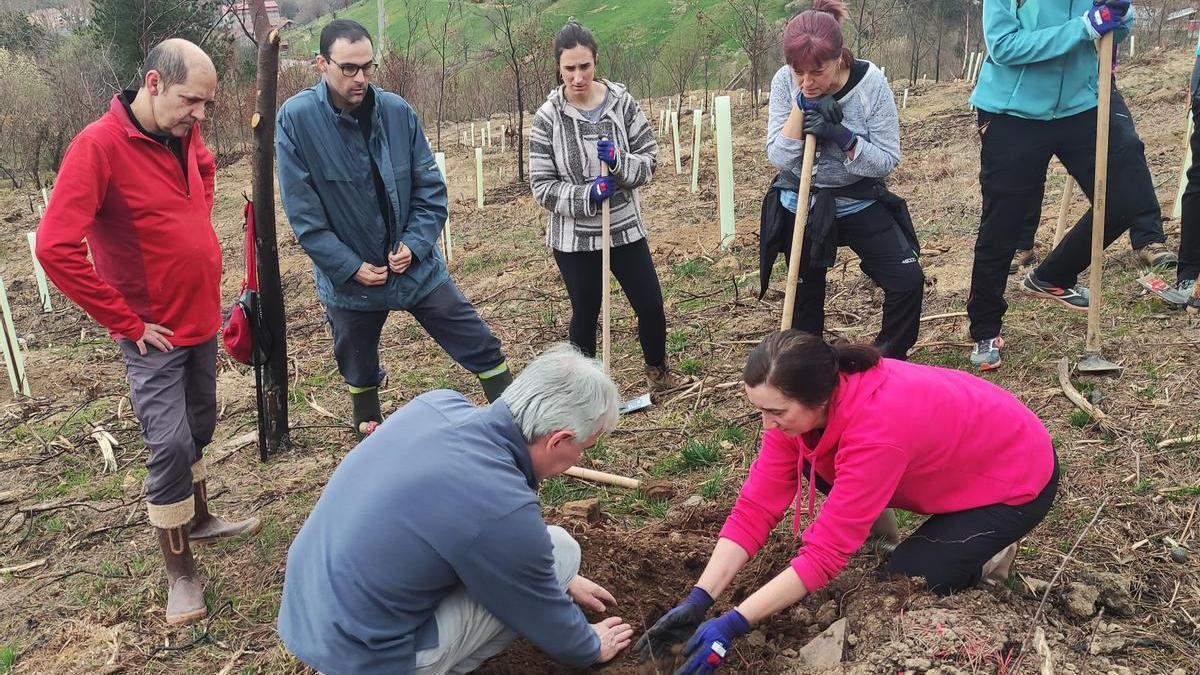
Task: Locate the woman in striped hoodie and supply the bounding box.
[529,21,682,390]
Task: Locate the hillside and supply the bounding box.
[286,0,790,66]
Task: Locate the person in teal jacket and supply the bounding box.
[277,20,511,433]
[965,0,1147,371]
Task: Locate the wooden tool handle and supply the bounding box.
[564,465,640,489]
[1053,175,1074,248]
[601,160,611,372]
[780,126,819,331]
[1086,33,1114,355]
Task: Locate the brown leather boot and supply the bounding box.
[644,365,689,392]
[188,479,261,545]
[156,525,207,626]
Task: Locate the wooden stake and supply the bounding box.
[671,111,682,174]
[40,186,48,208]
[1054,176,1075,247]
[471,122,476,147]
[714,96,735,249]
[690,109,702,193]
[475,146,484,208]
[434,152,452,263]
[563,466,640,489]
[0,276,30,397]
[966,52,977,82]
[972,51,985,82]
[601,161,611,372]
[501,125,507,153]
[902,89,909,109]
[26,232,51,312]
[781,129,819,330]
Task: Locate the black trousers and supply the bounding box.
[806,454,1059,595]
[786,202,924,360]
[1014,89,1166,253]
[1178,84,1200,284]
[968,102,1151,341]
[553,238,668,368]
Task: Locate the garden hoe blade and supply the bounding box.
[1077,351,1121,375]
[618,392,652,415]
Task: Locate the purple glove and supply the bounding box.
[589,175,615,203]
[674,609,751,674]
[1084,2,1123,38]
[634,586,714,662]
[597,139,618,169]
[1094,0,1130,19]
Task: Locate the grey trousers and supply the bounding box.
[412,526,582,675]
[118,337,217,528]
[325,279,506,390]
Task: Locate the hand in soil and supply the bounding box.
[592,616,635,663]
[634,590,712,663]
[568,574,617,612]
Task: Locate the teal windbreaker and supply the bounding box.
[970,0,1132,120]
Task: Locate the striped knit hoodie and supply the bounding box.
[529,80,657,252]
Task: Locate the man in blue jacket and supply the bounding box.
[966,0,1142,371]
[277,19,510,434]
[277,344,634,674]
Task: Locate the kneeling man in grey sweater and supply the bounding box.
[277,344,633,674]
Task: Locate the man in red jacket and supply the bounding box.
[36,38,260,627]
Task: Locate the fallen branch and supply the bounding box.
[1157,434,1200,450]
[919,310,967,322]
[1056,358,1123,435]
[0,558,46,575]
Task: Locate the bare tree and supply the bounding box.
[701,0,779,109]
[423,0,462,151]
[659,32,704,110]
[481,0,539,183]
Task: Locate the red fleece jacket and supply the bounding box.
[718,358,1055,594]
[35,95,221,345]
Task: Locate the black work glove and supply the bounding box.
[635,586,715,663]
[802,95,855,152]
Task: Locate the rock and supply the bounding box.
[904,657,933,670]
[1063,582,1100,619]
[1088,622,1130,656]
[1170,546,1188,563]
[562,498,601,523]
[668,532,682,542]
[745,630,767,648]
[1092,572,1135,616]
[1021,575,1050,596]
[796,617,846,669]
[642,479,675,501]
[681,495,704,508]
[780,648,798,658]
[814,599,839,626]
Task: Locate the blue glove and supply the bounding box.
[1094,0,1130,19]
[597,139,618,169]
[635,586,714,663]
[802,95,855,152]
[589,175,615,203]
[1083,2,1123,38]
[673,609,751,674]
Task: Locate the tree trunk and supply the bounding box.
[513,54,525,183]
[250,0,291,460]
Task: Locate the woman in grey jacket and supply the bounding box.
[529,21,682,390]
[764,0,924,360]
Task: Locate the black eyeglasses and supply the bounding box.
[327,58,377,78]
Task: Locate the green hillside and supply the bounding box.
[287,0,791,68]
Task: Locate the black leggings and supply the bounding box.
[553,238,667,368]
[806,454,1059,595]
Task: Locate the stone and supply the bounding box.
[745,630,767,648]
[814,599,839,626]
[1063,582,1100,619]
[796,617,846,669]
[1092,572,1135,616]
[562,498,600,523]
[1170,546,1188,563]
[904,657,933,671]
[643,479,675,501]
[668,532,682,542]
[681,495,704,508]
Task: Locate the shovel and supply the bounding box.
[1077,32,1121,375]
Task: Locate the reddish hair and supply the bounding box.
[783,0,854,72]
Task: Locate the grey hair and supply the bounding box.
[141,41,190,89]
[500,344,620,444]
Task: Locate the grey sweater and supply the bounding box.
[529,80,657,252]
[277,391,599,674]
[766,61,901,210]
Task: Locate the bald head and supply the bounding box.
[140,39,216,91]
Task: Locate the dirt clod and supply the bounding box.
[562,498,601,523]
[1169,546,1189,563]
[1063,582,1101,619]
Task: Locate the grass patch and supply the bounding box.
[667,330,689,354]
[715,424,746,445]
[699,468,726,499]
[672,258,709,279]
[0,644,16,674]
[678,438,720,470]
[893,509,919,528]
[1068,409,1091,429]
[678,356,702,376]
[1132,479,1155,496]
[539,477,593,506]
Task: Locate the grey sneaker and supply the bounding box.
[970,337,1004,372]
[1020,271,1089,311]
[1009,248,1037,275]
[1136,242,1178,268]
[1172,278,1198,310]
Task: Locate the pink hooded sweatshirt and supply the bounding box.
[718,358,1054,594]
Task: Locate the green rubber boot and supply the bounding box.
[351,387,382,439]
[479,366,513,403]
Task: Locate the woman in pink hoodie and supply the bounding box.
[636,330,1058,673]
